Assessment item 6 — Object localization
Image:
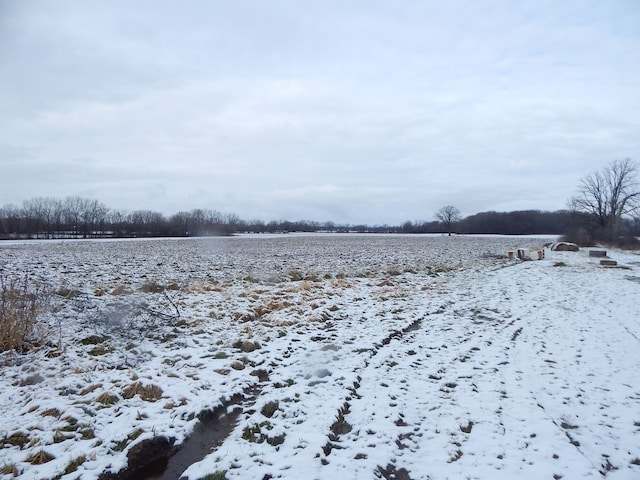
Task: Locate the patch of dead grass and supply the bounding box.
[121,382,163,402]
[26,449,55,465]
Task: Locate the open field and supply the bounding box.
[0,234,639,480]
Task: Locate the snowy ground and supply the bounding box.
[0,235,639,480]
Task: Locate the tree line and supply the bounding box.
[0,196,609,240]
[0,197,240,239]
[1,160,638,241]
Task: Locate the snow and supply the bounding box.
[0,235,638,480]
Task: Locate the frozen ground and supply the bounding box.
[0,234,638,480]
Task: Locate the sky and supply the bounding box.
[1,0,639,225]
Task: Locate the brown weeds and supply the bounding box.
[95,392,120,406]
[0,275,47,352]
[121,382,163,401]
[2,431,30,449]
[26,449,55,465]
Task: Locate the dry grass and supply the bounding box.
[53,429,73,444]
[88,344,114,356]
[0,464,18,476]
[95,392,120,406]
[80,383,102,396]
[261,401,280,418]
[232,340,261,352]
[0,275,47,352]
[112,428,144,452]
[53,286,83,298]
[26,449,55,465]
[121,382,163,402]
[110,285,131,295]
[40,408,62,418]
[1,431,30,449]
[139,279,166,293]
[58,455,86,477]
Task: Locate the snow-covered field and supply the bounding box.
[1,234,639,480]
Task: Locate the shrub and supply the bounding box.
[0,275,47,352]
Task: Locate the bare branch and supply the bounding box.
[435,205,461,236]
[571,159,640,239]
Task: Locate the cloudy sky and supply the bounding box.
[1,1,639,224]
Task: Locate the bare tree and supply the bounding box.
[0,204,22,238]
[570,159,640,240]
[81,199,109,237]
[435,205,461,236]
[63,196,84,236]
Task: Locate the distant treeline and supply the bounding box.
[0,196,636,240]
[0,197,240,239]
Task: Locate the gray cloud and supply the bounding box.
[1,0,639,224]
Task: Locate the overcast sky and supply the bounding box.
[1,1,639,224]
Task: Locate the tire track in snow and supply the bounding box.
[321,260,620,480]
[471,259,640,479]
[318,273,523,479]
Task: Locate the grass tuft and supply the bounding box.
[80,335,107,345]
[88,344,114,356]
[52,455,86,479]
[54,287,82,298]
[78,425,95,440]
[110,285,131,295]
[261,401,280,418]
[53,429,73,444]
[112,429,144,452]
[232,340,261,352]
[26,449,55,465]
[139,279,166,293]
[95,392,120,406]
[81,384,102,396]
[41,407,62,418]
[122,382,164,401]
[1,431,30,449]
[0,464,18,476]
